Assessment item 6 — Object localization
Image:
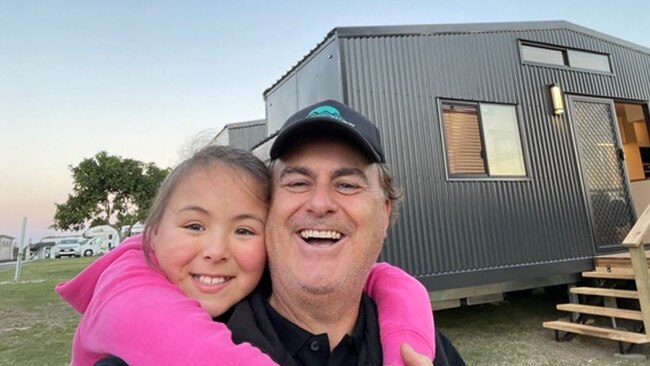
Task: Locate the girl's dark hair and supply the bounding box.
[142,145,270,263]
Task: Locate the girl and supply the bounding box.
[57,145,434,365]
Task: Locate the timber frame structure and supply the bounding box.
[544,205,650,353]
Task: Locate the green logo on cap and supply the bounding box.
[307,105,355,127]
[307,106,342,120]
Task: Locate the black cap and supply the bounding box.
[270,100,385,163]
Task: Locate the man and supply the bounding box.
[226,100,465,366]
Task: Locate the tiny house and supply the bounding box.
[251,21,650,306]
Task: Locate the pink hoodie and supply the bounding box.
[57,235,434,365]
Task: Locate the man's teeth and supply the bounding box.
[300,230,342,240]
[194,275,229,286]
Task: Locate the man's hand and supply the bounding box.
[400,343,433,366]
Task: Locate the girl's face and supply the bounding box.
[151,163,267,317]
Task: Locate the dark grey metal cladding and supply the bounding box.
[265,38,344,135]
[336,26,650,285]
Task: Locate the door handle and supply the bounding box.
[618,148,625,161]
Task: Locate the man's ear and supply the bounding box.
[382,198,392,238]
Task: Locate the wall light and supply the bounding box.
[549,83,564,115]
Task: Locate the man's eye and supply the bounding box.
[235,228,255,235]
[184,223,204,231]
[287,181,307,187]
[283,180,310,191]
[338,183,358,189]
[337,182,360,192]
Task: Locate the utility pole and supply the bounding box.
[14,217,27,282]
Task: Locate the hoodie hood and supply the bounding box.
[55,235,145,314]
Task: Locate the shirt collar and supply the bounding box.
[263,296,368,356]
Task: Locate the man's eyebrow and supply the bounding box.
[331,167,369,184]
[278,166,314,180]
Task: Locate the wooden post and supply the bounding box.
[622,204,650,337]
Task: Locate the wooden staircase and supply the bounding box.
[543,205,650,353]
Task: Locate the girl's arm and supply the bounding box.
[74,248,278,365]
[365,262,435,366]
[61,239,432,365]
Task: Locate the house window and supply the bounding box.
[567,49,611,73]
[521,42,612,73]
[521,44,566,66]
[441,101,527,178]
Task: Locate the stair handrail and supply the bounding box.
[622,204,650,337]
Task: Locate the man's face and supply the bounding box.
[265,137,391,297]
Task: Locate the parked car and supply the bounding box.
[54,238,82,258]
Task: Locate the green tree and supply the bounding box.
[51,151,169,236]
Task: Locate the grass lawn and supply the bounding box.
[0,257,94,366]
[2,258,650,365]
[437,292,650,365]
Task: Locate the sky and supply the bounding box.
[2,0,649,243]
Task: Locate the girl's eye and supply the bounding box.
[184,223,204,231]
[235,228,255,235]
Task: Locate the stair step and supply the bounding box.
[556,304,643,321]
[592,266,639,274]
[543,320,649,344]
[570,287,639,299]
[582,270,635,280]
[594,257,650,268]
[595,249,650,269]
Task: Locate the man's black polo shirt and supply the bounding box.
[226,286,383,366]
[264,295,376,366]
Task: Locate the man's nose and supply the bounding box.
[202,232,230,263]
[305,183,338,217]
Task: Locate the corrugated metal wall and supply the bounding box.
[339,27,650,283]
[229,122,268,151]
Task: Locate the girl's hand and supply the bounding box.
[399,343,433,366]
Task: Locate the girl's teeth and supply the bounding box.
[195,275,229,285]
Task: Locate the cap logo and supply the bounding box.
[307,105,355,128]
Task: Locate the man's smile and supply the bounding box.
[298,229,345,246]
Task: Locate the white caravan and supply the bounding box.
[84,225,121,252]
[120,223,144,239]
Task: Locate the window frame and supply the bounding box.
[438,99,530,182]
[519,41,613,75]
[566,49,612,73]
[521,43,568,67]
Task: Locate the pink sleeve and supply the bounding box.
[79,250,278,365]
[364,262,435,366]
